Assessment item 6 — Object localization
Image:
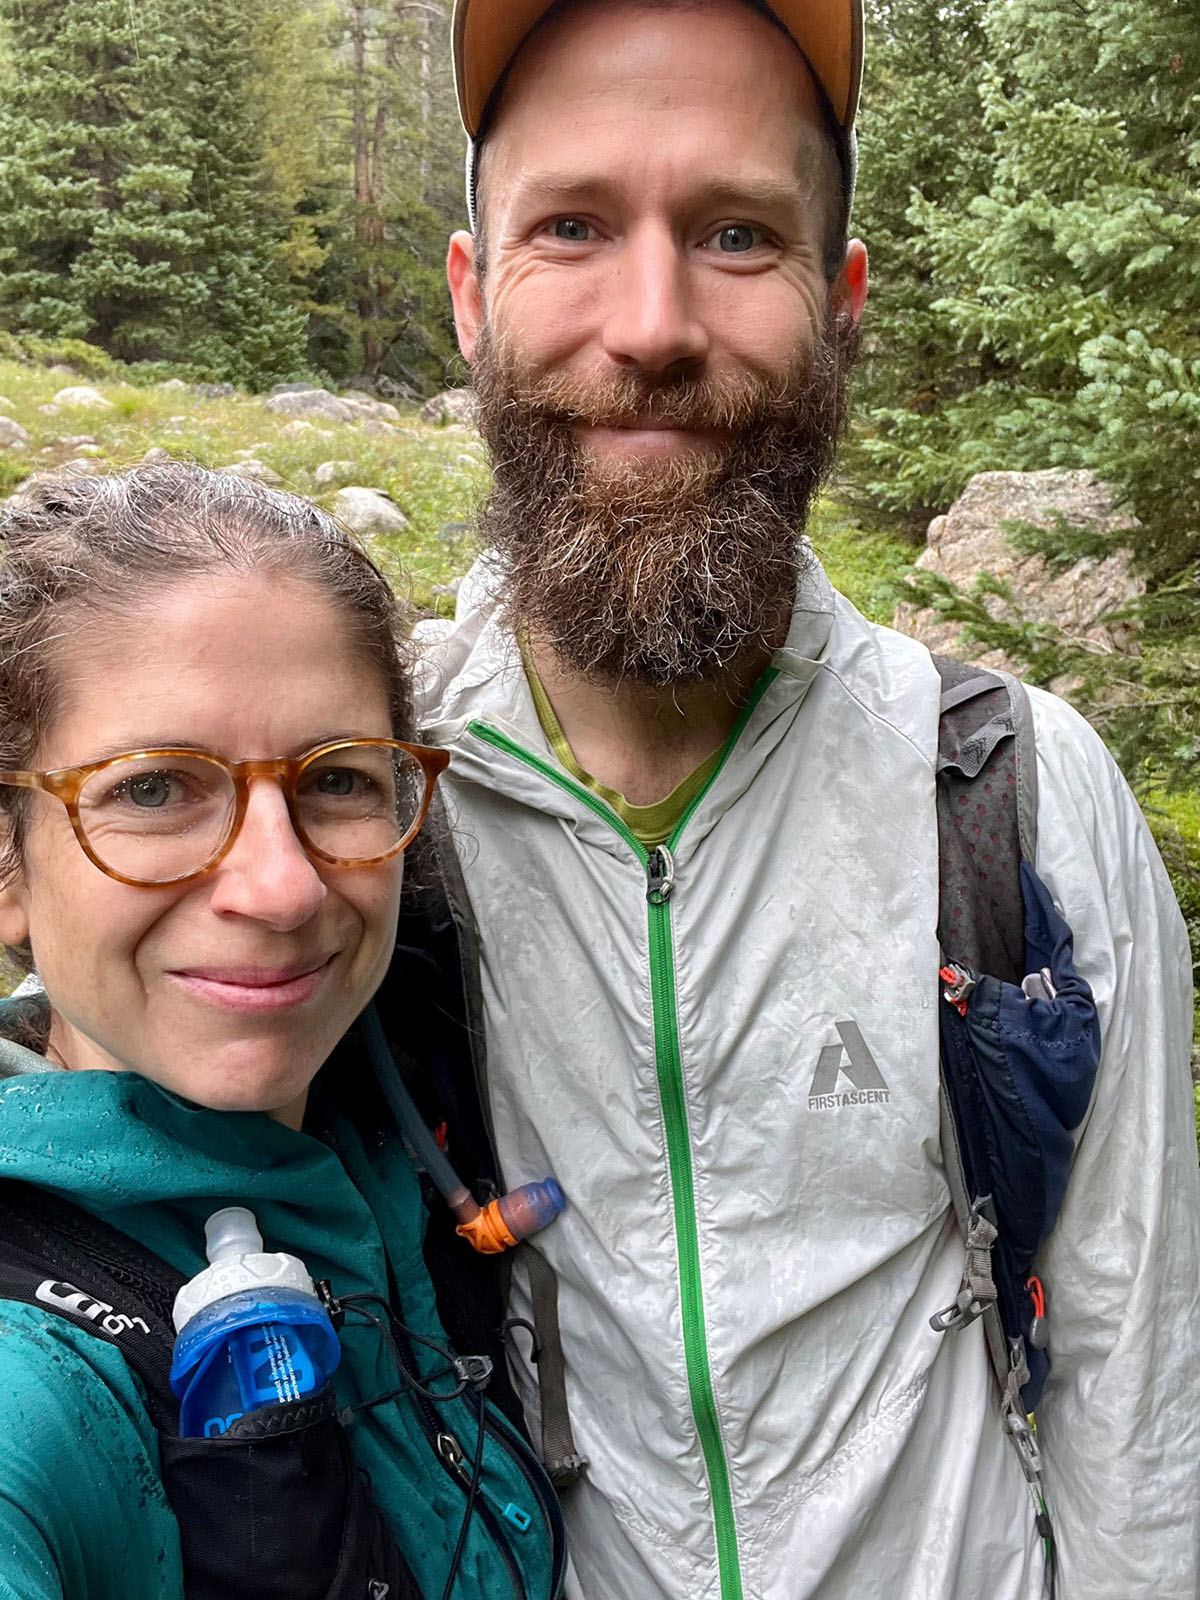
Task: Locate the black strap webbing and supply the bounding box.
[0,1178,182,1430]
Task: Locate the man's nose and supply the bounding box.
[207,780,327,930]
[601,225,709,374]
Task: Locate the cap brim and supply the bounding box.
[453,0,863,137]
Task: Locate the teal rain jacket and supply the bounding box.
[0,1023,561,1600]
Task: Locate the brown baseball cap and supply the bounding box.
[452,0,865,138]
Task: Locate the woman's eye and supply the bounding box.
[314,768,361,798]
[127,774,174,809]
[550,218,592,242]
[110,771,191,810]
[704,224,765,254]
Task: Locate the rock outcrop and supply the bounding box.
[264,388,360,424]
[333,486,408,536]
[419,388,476,426]
[53,385,114,410]
[892,469,1143,675]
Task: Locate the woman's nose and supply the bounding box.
[206,780,327,930]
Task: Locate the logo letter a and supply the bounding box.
[808,1021,888,1095]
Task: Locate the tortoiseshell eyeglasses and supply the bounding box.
[0,739,450,887]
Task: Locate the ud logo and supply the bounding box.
[807,1021,891,1111]
[35,1279,151,1337]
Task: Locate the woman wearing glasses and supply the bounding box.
[0,465,563,1600]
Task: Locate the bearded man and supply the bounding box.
[412,2,1200,1596]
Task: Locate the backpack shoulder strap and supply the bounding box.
[933,654,1038,983]
[388,806,588,1490]
[0,1177,182,1432]
[931,656,1035,1378]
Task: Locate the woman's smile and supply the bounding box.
[165,954,338,1013]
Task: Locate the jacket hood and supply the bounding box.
[0,993,379,1280]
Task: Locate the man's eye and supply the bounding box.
[704,224,765,254]
[550,219,592,242]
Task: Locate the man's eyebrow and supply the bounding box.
[508,172,804,218]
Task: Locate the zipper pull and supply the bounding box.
[436,1430,470,1487]
[939,961,976,1016]
[438,1429,534,1532]
[646,845,676,906]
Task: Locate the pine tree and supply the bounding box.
[175,0,308,386]
[0,0,306,384]
[861,0,1200,781]
[846,0,992,517]
[0,0,207,351]
[310,0,465,392]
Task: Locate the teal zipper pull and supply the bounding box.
[646,845,675,905]
[495,1499,532,1533]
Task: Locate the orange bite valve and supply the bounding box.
[456,1199,520,1254]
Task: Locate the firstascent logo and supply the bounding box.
[807,1021,891,1111]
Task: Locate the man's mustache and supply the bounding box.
[491,360,804,435]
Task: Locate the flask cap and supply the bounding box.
[171,1206,318,1333]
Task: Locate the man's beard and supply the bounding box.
[472,309,860,687]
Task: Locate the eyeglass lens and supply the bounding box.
[76,746,424,883]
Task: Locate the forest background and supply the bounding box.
[0,0,1197,1074]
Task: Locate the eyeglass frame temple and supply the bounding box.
[0,739,451,888]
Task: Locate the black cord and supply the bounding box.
[317,1279,494,1599]
[440,1389,488,1600]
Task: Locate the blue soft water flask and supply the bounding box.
[169,1207,342,1439]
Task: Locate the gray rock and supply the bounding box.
[0,417,30,447]
[314,460,354,486]
[0,396,13,411]
[333,486,408,536]
[279,419,314,437]
[72,444,103,457]
[53,385,113,409]
[59,434,96,446]
[892,469,1143,683]
[340,392,402,423]
[270,381,321,396]
[223,459,283,484]
[140,446,173,465]
[157,378,189,391]
[264,389,359,424]
[191,382,236,399]
[47,363,75,376]
[360,419,399,437]
[419,388,476,426]
[37,404,60,416]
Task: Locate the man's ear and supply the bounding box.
[832,239,868,323]
[447,231,484,364]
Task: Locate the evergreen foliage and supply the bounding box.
[0,0,304,385]
[852,0,1200,784]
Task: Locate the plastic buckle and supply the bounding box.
[929,1287,987,1333]
[453,1353,494,1389]
[1003,1404,1044,1488]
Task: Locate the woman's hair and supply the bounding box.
[0,464,415,895]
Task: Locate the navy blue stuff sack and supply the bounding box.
[937,862,1102,1409]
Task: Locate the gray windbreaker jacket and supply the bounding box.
[415,551,1200,1600]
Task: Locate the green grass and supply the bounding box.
[810,494,920,623]
[0,355,486,608]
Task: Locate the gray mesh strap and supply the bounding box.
[992,667,1039,865]
[520,1242,588,1489]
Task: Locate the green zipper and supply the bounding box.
[469,670,776,1600]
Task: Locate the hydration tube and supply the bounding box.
[360,1005,565,1254]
